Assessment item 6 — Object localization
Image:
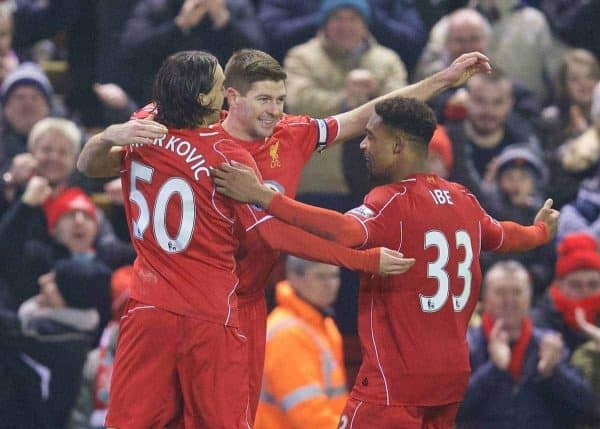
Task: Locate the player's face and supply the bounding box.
[292,264,341,309]
[360,114,396,182]
[560,269,600,299]
[53,209,98,254]
[323,8,368,51]
[236,80,286,139]
[566,61,598,107]
[31,130,77,186]
[484,270,531,331]
[205,64,225,112]
[466,78,513,136]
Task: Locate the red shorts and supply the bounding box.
[338,397,460,429]
[105,298,251,429]
[238,294,267,425]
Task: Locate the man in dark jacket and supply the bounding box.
[458,260,595,429]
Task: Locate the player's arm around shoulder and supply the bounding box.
[77,119,167,178]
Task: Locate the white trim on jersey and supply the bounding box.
[349,400,364,429]
[245,212,274,232]
[370,293,390,405]
[397,221,403,251]
[465,191,504,251]
[119,305,156,320]
[224,279,239,326]
[348,189,407,249]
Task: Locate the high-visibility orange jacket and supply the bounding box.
[255,281,347,429]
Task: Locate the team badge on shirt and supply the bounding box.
[269,140,281,168]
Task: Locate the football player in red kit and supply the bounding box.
[211,96,560,429]
[79,49,492,424]
[78,51,412,429]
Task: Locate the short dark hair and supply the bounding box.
[152,51,218,129]
[223,49,287,95]
[374,97,437,145]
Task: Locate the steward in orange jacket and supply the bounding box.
[255,259,347,429]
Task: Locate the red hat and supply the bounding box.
[555,233,600,278]
[44,187,97,232]
[428,125,454,172]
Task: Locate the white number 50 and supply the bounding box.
[420,230,473,312]
[130,161,195,253]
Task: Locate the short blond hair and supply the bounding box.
[27,117,82,155]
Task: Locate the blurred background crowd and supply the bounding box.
[1,0,600,428]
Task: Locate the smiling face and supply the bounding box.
[231,79,286,139]
[31,129,78,186]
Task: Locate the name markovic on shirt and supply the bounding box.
[131,135,210,181]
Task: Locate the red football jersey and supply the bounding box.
[211,115,340,300]
[345,174,503,406]
[120,128,270,327]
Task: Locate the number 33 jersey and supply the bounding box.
[347,174,504,407]
[120,128,270,328]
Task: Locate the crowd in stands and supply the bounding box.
[0,0,600,427]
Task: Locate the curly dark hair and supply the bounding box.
[374,97,437,145]
[223,49,287,95]
[152,51,219,129]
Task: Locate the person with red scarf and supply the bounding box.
[532,232,600,353]
[457,260,595,429]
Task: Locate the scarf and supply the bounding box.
[549,284,600,331]
[482,312,532,381]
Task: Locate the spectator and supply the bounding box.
[558,177,600,244]
[476,145,554,296]
[0,62,59,174]
[0,186,111,428]
[0,3,18,86]
[415,8,490,82]
[68,265,133,429]
[540,49,600,208]
[447,71,540,203]
[420,0,564,104]
[11,1,140,128]
[533,233,600,353]
[0,117,135,268]
[571,307,600,428]
[285,0,406,206]
[259,0,426,69]
[559,82,600,181]
[255,257,347,429]
[119,0,266,103]
[456,260,595,429]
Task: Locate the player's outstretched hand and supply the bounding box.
[534,198,560,240]
[104,119,167,147]
[211,160,275,207]
[441,52,492,88]
[379,248,415,276]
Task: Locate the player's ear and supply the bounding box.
[224,87,239,106]
[392,134,404,154]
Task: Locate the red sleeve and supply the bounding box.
[495,221,549,253]
[251,217,380,274]
[283,115,339,161]
[267,193,366,247]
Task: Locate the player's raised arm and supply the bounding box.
[77,119,167,178]
[212,161,367,247]
[331,52,491,144]
[480,198,560,253]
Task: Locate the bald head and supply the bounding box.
[445,8,491,61]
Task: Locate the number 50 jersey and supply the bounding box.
[347,174,504,407]
[120,128,269,328]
